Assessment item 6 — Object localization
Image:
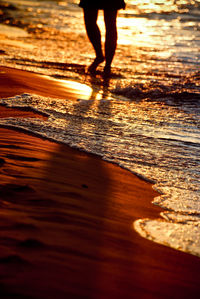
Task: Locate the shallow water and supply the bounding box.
[0,0,200,257]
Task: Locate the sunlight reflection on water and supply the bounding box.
[0,0,200,257]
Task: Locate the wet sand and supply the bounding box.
[0,66,200,298]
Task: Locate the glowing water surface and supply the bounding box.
[0,0,200,256]
[0,0,200,81]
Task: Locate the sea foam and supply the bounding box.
[0,90,200,256]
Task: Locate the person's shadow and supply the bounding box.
[1,76,200,299]
[28,76,136,298]
[0,77,131,299]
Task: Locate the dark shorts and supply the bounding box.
[79,0,126,10]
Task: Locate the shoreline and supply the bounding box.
[0,66,200,298]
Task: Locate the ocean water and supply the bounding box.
[0,0,200,257]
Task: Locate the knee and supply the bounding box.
[105,26,117,42]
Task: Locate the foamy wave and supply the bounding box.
[0,87,200,257]
[134,218,200,257]
[112,78,200,102]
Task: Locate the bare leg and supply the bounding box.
[104,10,118,76]
[83,9,104,73]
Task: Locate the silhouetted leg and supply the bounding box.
[83,9,104,73]
[104,10,118,76]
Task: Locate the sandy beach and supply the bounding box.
[0,66,200,298]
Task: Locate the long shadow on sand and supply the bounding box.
[0,78,200,298]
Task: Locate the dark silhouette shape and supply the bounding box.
[79,0,126,76]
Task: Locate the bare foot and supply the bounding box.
[88,56,104,73]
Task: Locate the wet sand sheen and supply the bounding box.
[0,66,200,298]
[0,66,92,100]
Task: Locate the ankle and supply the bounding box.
[103,64,111,76]
[96,55,104,62]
